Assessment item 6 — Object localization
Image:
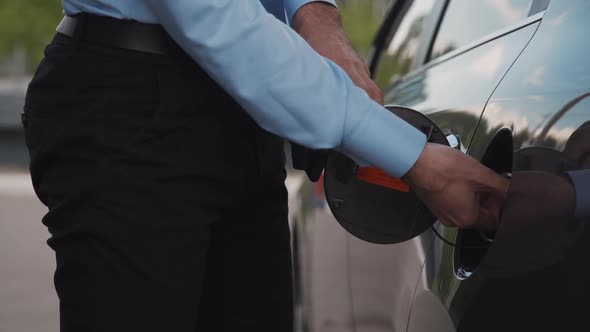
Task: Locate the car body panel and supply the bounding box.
[308,206,355,332]
[404,0,590,330]
[385,21,540,146]
[350,6,541,332]
[433,0,590,330]
[348,236,429,332]
[294,0,590,331]
[407,245,455,332]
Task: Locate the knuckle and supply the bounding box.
[375,88,384,98]
[455,214,470,228]
[343,58,358,69]
[372,89,384,103]
[356,61,369,71]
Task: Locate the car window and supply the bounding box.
[430,0,534,60]
[374,0,436,89]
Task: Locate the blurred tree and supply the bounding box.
[337,0,390,58]
[0,0,62,74]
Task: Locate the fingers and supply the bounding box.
[427,181,504,230]
[473,164,511,198]
[363,81,384,104]
[438,203,496,229]
[475,206,501,231]
[354,61,383,103]
[476,191,504,230]
[348,61,383,104]
[456,191,481,228]
[363,77,384,104]
[292,15,382,104]
[460,176,506,229]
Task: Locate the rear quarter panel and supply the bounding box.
[432,1,590,331]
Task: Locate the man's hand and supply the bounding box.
[403,143,510,230]
[293,2,384,104]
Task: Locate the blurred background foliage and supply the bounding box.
[0,0,62,75]
[0,0,389,75]
[337,0,390,57]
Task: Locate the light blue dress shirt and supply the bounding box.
[62,0,427,178]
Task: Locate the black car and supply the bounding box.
[289,0,590,331]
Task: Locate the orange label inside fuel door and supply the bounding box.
[356,167,410,192]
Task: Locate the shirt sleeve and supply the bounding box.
[284,0,338,24]
[144,0,426,178]
[567,170,590,218]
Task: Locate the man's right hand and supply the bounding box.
[402,143,510,230]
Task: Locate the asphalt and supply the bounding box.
[0,171,57,332]
[0,171,349,332]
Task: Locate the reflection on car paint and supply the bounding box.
[450,1,590,330]
[297,1,590,331]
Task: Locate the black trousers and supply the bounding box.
[24,34,293,332]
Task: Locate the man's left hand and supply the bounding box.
[293,2,384,104]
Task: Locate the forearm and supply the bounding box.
[286,0,338,24]
[292,2,342,34]
[292,1,384,103]
[144,0,424,177]
[292,2,352,57]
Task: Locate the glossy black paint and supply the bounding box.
[426,0,590,330]
[297,1,590,331]
[347,0,545,329]
[430,0,535,60]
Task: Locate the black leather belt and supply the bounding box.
[56,14,182,55]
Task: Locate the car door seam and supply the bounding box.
[466,21,544,151]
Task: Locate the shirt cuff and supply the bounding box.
[567,170,590,218]
[285,0,338,25]
[340,103,427,178]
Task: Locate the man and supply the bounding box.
[23,0,508,331]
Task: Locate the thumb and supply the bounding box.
[476,168,511,198]
[477,204,502,231]
[477,190,506,230]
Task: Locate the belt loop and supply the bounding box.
[72,13,88,42]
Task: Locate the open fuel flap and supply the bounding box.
[324,106,450,244]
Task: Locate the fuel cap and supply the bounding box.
[324,106,449,244]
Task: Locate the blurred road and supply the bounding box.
[0,171,57,332]
[0,171,338,332]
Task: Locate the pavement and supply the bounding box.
[0,170,344,332]
[0,171,57,332]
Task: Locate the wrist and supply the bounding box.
[401,144,431,190]
[292,2,342,35]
